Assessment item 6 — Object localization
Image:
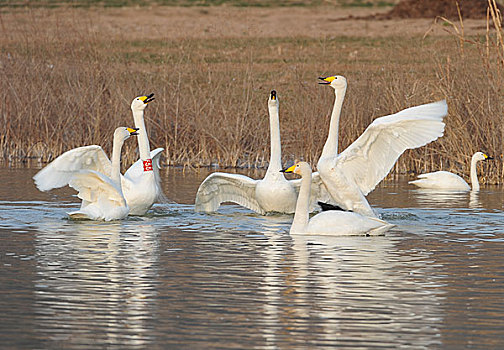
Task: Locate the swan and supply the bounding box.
[282,162,393,235]
[316,75,448,217]
[195,90,328,215]
[33,94,164,215]
[121,94,164,214]
[409,152,493,191]
[64,127,138,221]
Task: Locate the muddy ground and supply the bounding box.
[0,5,494,41]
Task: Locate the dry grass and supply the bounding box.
[0,3,503,184]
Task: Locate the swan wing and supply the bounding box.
[194,172,263,214]
[151,148,166,201]
[123,148,165,199]
[337,100,447,196]
[124,148,164,181]
[33,145,112,192]
[290,171,337,211]
[69,170,127,208]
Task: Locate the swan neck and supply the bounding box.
[291,168,311,233]
[265,103,282,177]
[132,109,151,160]
[111,135,125,187]
[320,86,345,159]
[470,156,480,191]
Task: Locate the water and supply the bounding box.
[1,166,504,349]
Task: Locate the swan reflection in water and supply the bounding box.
[255,222,445,348]
[412,188,477,209]
[33,219,160,348]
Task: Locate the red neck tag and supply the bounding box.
[143,159,153,172]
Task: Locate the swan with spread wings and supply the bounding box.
[316,75,448,217]
[195,90,328,215]
[33,94,164,215]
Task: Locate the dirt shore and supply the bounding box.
[0,5,492,41]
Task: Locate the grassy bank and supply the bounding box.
[0,5,503,184]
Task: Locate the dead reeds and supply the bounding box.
[0,4,503,184]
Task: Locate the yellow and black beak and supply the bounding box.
[318,76,336,85]
[139,93,155,104]
[127,127,139,136]
[280,164,296,173]
[484,153,494,160]
[270,90,276,100]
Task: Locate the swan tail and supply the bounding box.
[67,211,92,220]
[368,221,395,235]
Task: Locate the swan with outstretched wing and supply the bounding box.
[34,94,164,215]
[317,75,448,217]
[195,90,326,214]
[43,127,139,221]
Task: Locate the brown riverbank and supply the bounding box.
[0,4,502,183]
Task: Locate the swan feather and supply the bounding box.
[123,147,165,201]
[33,145,112,192]
[69,170,126,207]
[409,170,470,190]
[303,211,393,236]
[337,100,447,196]
[194,172,263,214]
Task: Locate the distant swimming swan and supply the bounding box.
[317,75,448,217]
[33,94,163,215]
[282,161,394,236]
[409,152,493,191]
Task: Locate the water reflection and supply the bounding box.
[1,168,504,349]
[253,224,445,348]
[411,188,472,208]
[469,190,481,209]
[287,234,443,348]
[34,220,159,348]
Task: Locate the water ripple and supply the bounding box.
[1,169,504,349]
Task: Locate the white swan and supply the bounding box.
[33,94,164,215]
[195,90,327,215]
[317,75,448,217]
[409,152,493,191]
[121,94,164,214]
[63,127,138,221]
[282,162,393,235]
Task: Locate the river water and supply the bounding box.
[1,166,504,349]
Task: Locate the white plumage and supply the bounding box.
[33,94,163,215]
[40,127,138,221]
[317,75,448,217]
[409,152,493,191]
[283,162,393,236]
[195,90,326,214]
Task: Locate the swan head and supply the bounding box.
[280,161,311,176]
[318,75,347,90]
[473,152,493,162]
[114,127,139,142]
[268,90,279,108]
[131,93,155,111]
